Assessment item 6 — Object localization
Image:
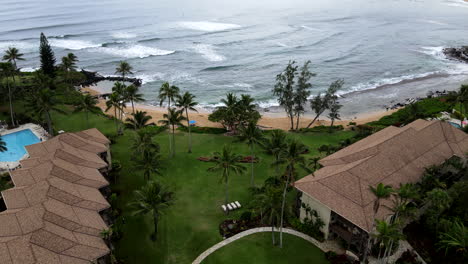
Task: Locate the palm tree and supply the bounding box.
[158,82,180,109]
[158,108,186,157]
[106,92,123,135]
[115,61,133,79]
[131,128,161,156]
[260,130,288,176]
[133,148,163,181]
[237,122,263,187]
[125,111,154,130]
[276,139,309,248]
[373,219,404,261]
[74,93,100,128]
[3,47,24,70]
[175,91,198,153]
[437,219,467,258]
[112,82,128,122]
[252,186,282,245]
[129,181,174,241]
[364,183,394,262]
[25,88,64,136]
[125,84,144,114]
[208,145,246,207]
[0,136,6,152]
[0,62,16,127]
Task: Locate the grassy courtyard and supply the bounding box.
[2,104,355,263]
[202,232,329,264]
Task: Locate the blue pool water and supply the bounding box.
[0,129,40,162]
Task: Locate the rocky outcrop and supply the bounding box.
[79,70,142,87]
[443,46,468,63]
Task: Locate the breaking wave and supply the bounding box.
[177,21,241,32]
[49,39,101,50]
[93,44,175,58]
[193,44,225,62]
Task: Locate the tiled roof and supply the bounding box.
[0,129,111,263]
[295,120,468,233]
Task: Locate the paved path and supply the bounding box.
[192,227,344,264]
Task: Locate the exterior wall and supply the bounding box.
[299,192,332,239]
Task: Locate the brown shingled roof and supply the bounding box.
[0,129,111,263]
[295,120,468,233]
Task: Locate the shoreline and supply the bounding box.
[82,86,398,130]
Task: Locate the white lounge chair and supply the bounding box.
[221,205,227,212]
[235,201,241,208]
[230,202,237,209]
[227,204,233,210]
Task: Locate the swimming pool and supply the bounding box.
[0,129,40,162]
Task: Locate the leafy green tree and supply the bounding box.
[260,130,288,176]
[133,147,163,181]
[59,53,78,85]
[158,82,180,109]
[237,122,263,186]
[125,84,144,114]
[276,139,309,247]
[129,181,174,241]
[293,60,315,130]
[0,136,6,152]
[208,145,246,207]
[327,96,342,128]
[370,183,394,215]
[39,32,56,77]
[125,110,154,130]
[0,62,16,126]
[306,80,343,128]
[25,88,64,136]
[105,92,123,135]
[158,108,186,157]
[111,82,128,134]
[115,61,133,79]
[73,93,100,128]
[438,219,467,258]
[176,91,198,153]
[208,93,260,132]
[273,61,298,130]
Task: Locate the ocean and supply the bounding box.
[1,0,468,118]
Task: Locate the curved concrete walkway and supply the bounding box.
[192,227,344,264]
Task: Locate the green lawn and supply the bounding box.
[202,232,329,264]
[2,104,355,264]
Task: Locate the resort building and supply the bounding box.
[294,119,468,257]
[0,128,112,264]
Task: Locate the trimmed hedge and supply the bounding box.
[177,126,227,134]
[298,125,344,133]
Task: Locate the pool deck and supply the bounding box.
[0,123,48,172]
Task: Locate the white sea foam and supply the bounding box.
[20,67,38,72]
[193,44,225,62]
[178,21,241,32]
[94,45,175,58]
[49,39,101,50]
[419,46,447,60]
[418,19,449,26]
[0,41,36,51]
[275,42,289,48]
[135,71,204,84]
[444,0,468,8]
[111,32,137,39]
[300,25,322,31]
[340,71,441,96]
[419,46,468,74]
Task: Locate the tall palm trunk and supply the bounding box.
[250,144,254,187]
[114,108,118,134]
[131,99,135,114]
[279,166,292,248]
[288,112,294,131]
[7,80,15,127]
[11,74,17,126]
[46,111,53,136]
[224,172,229,215]
[172,124,176,157]
[186,109,192,153]
[86,110,89,128]
[271,225,276,245]
[152,212,159,241]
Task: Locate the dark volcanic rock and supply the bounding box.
[79,70,142,87]
[443,46,468,63]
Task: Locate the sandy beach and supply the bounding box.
[82,86,398,130]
